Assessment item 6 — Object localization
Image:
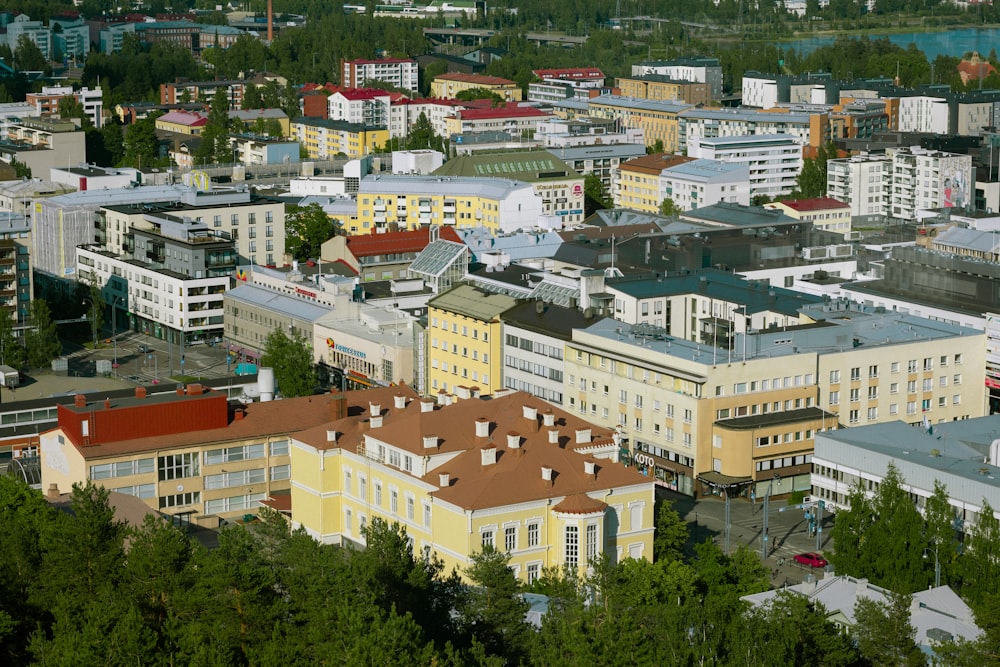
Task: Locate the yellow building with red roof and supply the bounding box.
[290,389,655,582]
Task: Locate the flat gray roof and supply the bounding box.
[225,283,333,322]
[359,174,530,199]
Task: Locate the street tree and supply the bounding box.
[795,141,837,198]
[459,544,531,665]
[14,35,47,72]
[24,300,61,369]
[88,283,105,347]
[831,479,874,577]
[454,87,504,105]
[659,197,682,217]
[853,592,927,667]
[0,308,25,370]
[743,592,860,666]
[260,328,316,397]
[195,89,235,166]
[583,173,610,214]
[285,203,337,261]
[653,499,689,562]
[960,499,1000,606]
[121,115,161,169]
[924,479,961,587]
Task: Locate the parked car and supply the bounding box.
[793,552,828,568]
[138,344,151,353]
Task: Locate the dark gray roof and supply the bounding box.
[501,301,604,341]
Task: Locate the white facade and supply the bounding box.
[741,75,781,110]
[392,150,445,175]
[887,146,973,219]
[678,108,813,153]
[77,246,228,341]
[327,91,391,127]
[827,155,891,218]
[895,96,949,134]
[49,166,138,191]
[389,100,463,139]
[688,134,802,199]
[341,59,419,95]
[631,59,723,100]
[501,324,567,406]
[659,159,750,211]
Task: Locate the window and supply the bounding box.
[939,376,948,387]
[908,360,917,373]
[850,367,860,381]
[344,470,352,495]
[113,483,155,499]
[868,365,878,378]
[374,481,382,506]
[619,390,627,404]
[390,489,398,514]
[890,383,899,394]
[924,357,933,371]
[954,354,963,364]
[586,524,598,561]
[565,525,579,568]
[829,391,839,405]
[204,443,265,465]
[528,522,539,547]
[269,464,290,481]
[423,503,431,527]
[527,563,540,583]
[345,508,353,532]
[482,530,495,549]
[269,439,289,456]
[90,457,154,480]
[158,453,199,480]
[204,468,265,489]
[850,388,860,402]
[683,409,692,423]
[868,386,878,399]
[829,370,840,383]
[505,526,517,552]
[849,409,859,424]
[406,496,414,520]
[867,407,878,420]
[159,491,199,509]
[907,380,917,393]
[891,362,900,374]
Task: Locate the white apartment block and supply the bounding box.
[77,246,229,344]
[389,100,465,140]
[895,96,949,134]
[827,154,891,218]
[688,134,802,199]
[631,58,723,101]
[341,58,419,95]
[887,146,974,219]
[659,159,750,211]
[678,108,814,154]
[741,74,783,110]
[328,90,391,127]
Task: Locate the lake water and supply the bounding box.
[778,26,1000,61]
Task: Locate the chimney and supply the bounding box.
[326,430,339,443]
[330,392,348,420]
[423,434,438,449]
[437,390,448,405]
[74,394,86,408]
[584,460,596,476]
[506,431,521,449]
[575,428,592,444]
[370,414,383,429]
[369,402,381,417]
[234,408,245,420]
[104,398,111,409]
[135,387,147,399]
[541,466,553,483]
[481,446,497,466]
[187,383,204,395]
[267,0,273,41]
[394,393,406,409]
[471,386,482,398]
[438,472,450,487]
[46,483,60,500]
[420,398,435,412]
[548,429,560,444]
[475,417,490,438]
[522,404,538,430]
[456,385,471,399]
[542,410,555,427]
[176,386,184,396]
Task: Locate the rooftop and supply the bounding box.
[434,72,517,86]
[590,95,692,114]
[345,227,462,258]
[433,150,579,182]
[501,300,604,341]
[225,283,333,322]
[773,197,851,213]
[428,283,518,320]
[358,174,532,199]
[620,153,695,175]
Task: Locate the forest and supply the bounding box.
[0,473,996,666]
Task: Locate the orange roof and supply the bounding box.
[620,153,694,175]
[345,227,462,258]
[553,493,608,515]
[777,197,849,212]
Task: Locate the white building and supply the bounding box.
[678,108,814,154]
[341,58,419,96]
[688,134,802,200]
[49,165,140,191]
[327,89,391,127]
[630,57,723,101]
[389,99,467,140]
[392,150,444,175]
[895,95,949,134]
[658,159,750,211]
[826,154,892,218]
[886,146,974,219]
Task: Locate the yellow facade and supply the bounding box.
[355,190,503,235]
[615,77,711,106]
[589,100,684,152]
[431,76,522,102]
[289,390,656,582]
[617,167,662,213]
[292,120,388,159]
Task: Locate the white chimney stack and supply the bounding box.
[370,415,383,429]
[523,405,538,421]
[584,460,596,476]
[548,429,559,444]
[481,447,497,466]
[475,418,490,438]
[420,399,434,412]
[542,410,555,426]
[394,393,406,409]
[369,402,381,417]
[438,472,450,487]
[326,430,339,443]
[423,434,438,449]
[506,432,521,449]
[575,428,592,444]
[541,466,553,482]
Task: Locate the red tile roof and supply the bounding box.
[345,227,462,258]
[158,110,208,127]
[333,88,392,101]
[778,197,850,212]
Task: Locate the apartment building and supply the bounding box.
[563,299,986,497]
[528,68,606,104]
[289,389,655,581]
[550,144,647,204]
[291,117,388,159]
[614,75,711,106]
[741,71,835,109]
[764,197,852,236]
[26,85,104,128]
[631,57,723,101]
[0,213,30,322]
[340,58,419,95]
[442,104,552,137]
[657,159,751,212]
[426,284,516,396]
[616,153,695,213]
[431,73,522,101]
[1,117,86,176]
[327,89,392,127]
[688,134,803,200]
[587,96,692,152]
[355,174,542,235]
[224,283,330,364]
[678,108,819,153]
[826,154,891,218]
[160,79,245,107]
[886,146,974,219]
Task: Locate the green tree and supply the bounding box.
[0,307,25,370]
[195,89,234,166]
[795,141,837,198]
[260,328,316,398]
[454,87,504,105]
[924,479,960,587]
[744,592,860,666]
[459,544,531,665]
[853,592,927,667]
[583,173,610,215]
[24,300,61,369]
[121,115,160,169]
[57,95,89,127]
[653,499,689,562]
[386,112,445,153]
[10,158,31,179]
[285,203,337,261]
[87,282,104,347]
[14,35,47,72]
[659,197,682,216]
[646,139,665,154]
[960,500,1000,606]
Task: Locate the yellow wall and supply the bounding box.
[617,168,662,213]
[292,122,388,159]
[155,119,203,136]
[431,78,523,102]
[356,192,501,235]
[589,102,682,152]
[426,305,503,395]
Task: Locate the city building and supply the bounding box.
[3,14,51,60]
[355,174,543,235]
[740,71,835,110]
[811,416,1000,528]
[291,117,389,159]
[431,73,522,102]
[160,79,245,107]
[442,104,553,137]
[155,110,208,136]
[563,298,986,497]
[0,213,30,322]
[224,282,331,365]
[764,197,852,236]
[678,107,820,153]
[826,154,891,219]
[615,153,695,213]
[433,151,586,226]
[1,118,86,176]
[327,89,393,127]
[26,85,103,128]
[656,159,751,212]
[426,284,517,396]
[528,68,606,104]
[614,75,711,106]
[340,58,419,96]
[587,96,692,152]
[550,143,648,204]
[631,57,723,102]
[321,226,461,279]
[687,134,803,200]
[886,146,973,219]
[49,165,140,191]
[289,389,656,581]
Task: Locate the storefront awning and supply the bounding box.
[697,471,753,488]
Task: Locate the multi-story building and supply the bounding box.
[740,71,835,110]
[291,117,388,159]
[588,96,692,152]
[550,144,647,204]
[0,213,30,322]
[614,75,711,106]
[426,284,516,396]
[3,14,51,59]
[431,73,522,102]
[231,135,300,166]
[390,98,469,139]
[826,153,891,218]
[811,416,1000,528]
[355,174,543,235]
[631,57,723,102]
[49,165,140,192]
[432,151,586,226]
[26,85,103,128]
[616,153,694,213]
[321,226,462,279]
[678,107,820,153]
[688,134,803,200]
[160,79,245,107]
[340,58,419,96]
[442,104,552,137]
[50,16,90,61]
[289,389,656,581]
[764,197,852,236]
[327,89,392,127]
[39,384,371,524]
[1,117,86,176]
[886,146,974,219]
[657,159,751,212]
[536,117,645,148]
[563,298,986,497]
[528,68,606,103]
[224,282,330,364]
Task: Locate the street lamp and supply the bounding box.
[923,546,941,588]
[112,296,126,372]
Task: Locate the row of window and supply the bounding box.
[717,397,814,420]
[830,356,962,384]
[429,316,489,342]
[92,441,290,483]
[830,376,962,404]
[431,338,489,363]
[845,396,962,423]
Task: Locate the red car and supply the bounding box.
[793,552,828,568]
